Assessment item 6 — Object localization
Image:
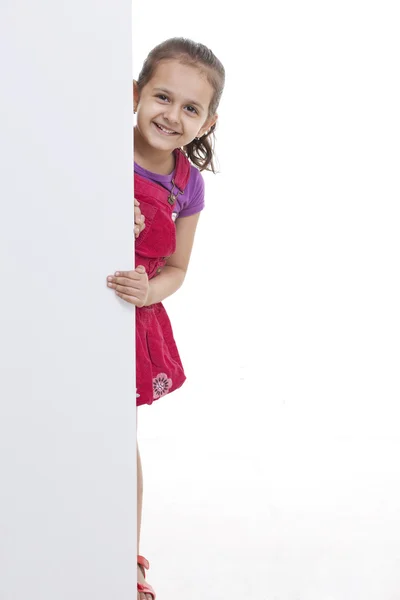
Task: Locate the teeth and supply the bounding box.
[156,123,176,134]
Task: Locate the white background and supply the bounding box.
[1,1,136,598]
[0,2,398,600]
[134,2,400,599]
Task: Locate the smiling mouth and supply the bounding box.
[153,122,180,135]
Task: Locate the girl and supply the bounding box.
[106,37,225,600]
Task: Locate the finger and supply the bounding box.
[114,284,137,295]
[135,265,146,274]
[115,291,136,304]
[113,271,134,277]
[107,273,138,286]
[134,218,145,238]
[116,291,142,305]
[108,276,142,289]
[116,276,143,287]
[134,213,145,225]
[134,198,140,206]
[134,204,144,219]
[108,281,137,292]
[119,273,143,283]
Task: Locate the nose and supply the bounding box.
[163,104,180,124]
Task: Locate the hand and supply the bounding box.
[106,266,150,307]
[134,198,145,238]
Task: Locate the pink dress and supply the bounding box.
[135,149,191,406]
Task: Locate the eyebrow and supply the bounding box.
[153,87,205,111]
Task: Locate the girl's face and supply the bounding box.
[134,59,217,154]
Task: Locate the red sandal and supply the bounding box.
[137,555,156,599]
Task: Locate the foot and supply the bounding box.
[137,564,154,600]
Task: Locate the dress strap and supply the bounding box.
[172,149,191,193]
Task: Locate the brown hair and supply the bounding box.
[136,37,225,173]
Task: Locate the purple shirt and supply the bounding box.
[134,160,205,219]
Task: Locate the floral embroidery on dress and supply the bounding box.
[153,373,172,399]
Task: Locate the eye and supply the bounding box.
[185,105,198,115]
[156,94,169,102]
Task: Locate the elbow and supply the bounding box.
[177,266,187,286]
[164,263,187,288]
[172,265,187,290]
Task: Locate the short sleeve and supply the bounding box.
[178,168,205,218]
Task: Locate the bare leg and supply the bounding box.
[137,441,143,554]
[137,416,153,600]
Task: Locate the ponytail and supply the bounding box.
[184,123,217,173]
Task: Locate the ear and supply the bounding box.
[133,80,139,113]
[198,113,218,137]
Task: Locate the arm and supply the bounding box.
[145,212,201,306]
[106,212,201,306]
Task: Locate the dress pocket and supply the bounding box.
[146,327,168,369]
[146,307,182,369]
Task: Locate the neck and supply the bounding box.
[134,127,175,175]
